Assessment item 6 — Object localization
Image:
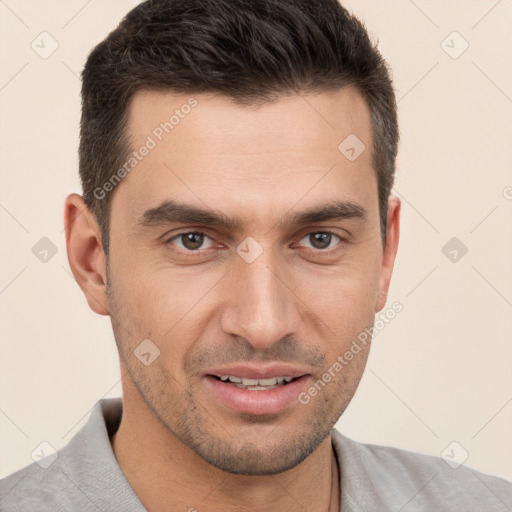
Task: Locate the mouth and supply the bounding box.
[202,365,311,415]
[209,374,300,391]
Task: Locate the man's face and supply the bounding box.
[105,88,397,475]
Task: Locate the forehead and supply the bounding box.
[114,87,377,228]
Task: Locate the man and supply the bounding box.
[1,0,510,510]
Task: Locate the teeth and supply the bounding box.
[220,375,242,382]
[218,375,294,386]
[235,384,278,391]
[258,377,277,386]
[242,377,259,386]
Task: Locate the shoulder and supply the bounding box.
[331,429,512,511]
[0,398,130,512]
[0,449,85,512]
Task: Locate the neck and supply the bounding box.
[110,390,340,512]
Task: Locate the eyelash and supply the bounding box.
[164,229,346,256]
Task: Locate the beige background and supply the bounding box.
[1,0,511,480]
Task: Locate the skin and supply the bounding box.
[64,86,400,512]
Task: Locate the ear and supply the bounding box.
[64,193,109,316]
[375,195,400,312]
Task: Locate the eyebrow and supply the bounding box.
[138,199,368,231]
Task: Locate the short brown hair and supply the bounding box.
[79,0,399,255]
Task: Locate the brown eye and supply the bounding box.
[299,231,341,250]
[169,232,213,251]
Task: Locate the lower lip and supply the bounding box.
[203,375,310,415]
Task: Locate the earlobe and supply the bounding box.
[375,196,401,313]
[64,193,110,316]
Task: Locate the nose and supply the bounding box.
[219,248,302,350]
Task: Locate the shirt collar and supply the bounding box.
[62,397,146,510]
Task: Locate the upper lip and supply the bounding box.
[204,363,310,380]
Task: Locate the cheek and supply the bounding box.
[297,261,380,322]
[291,264,380,369]
[116,268,212,362]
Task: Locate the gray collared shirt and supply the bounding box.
[1,397,511,511]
